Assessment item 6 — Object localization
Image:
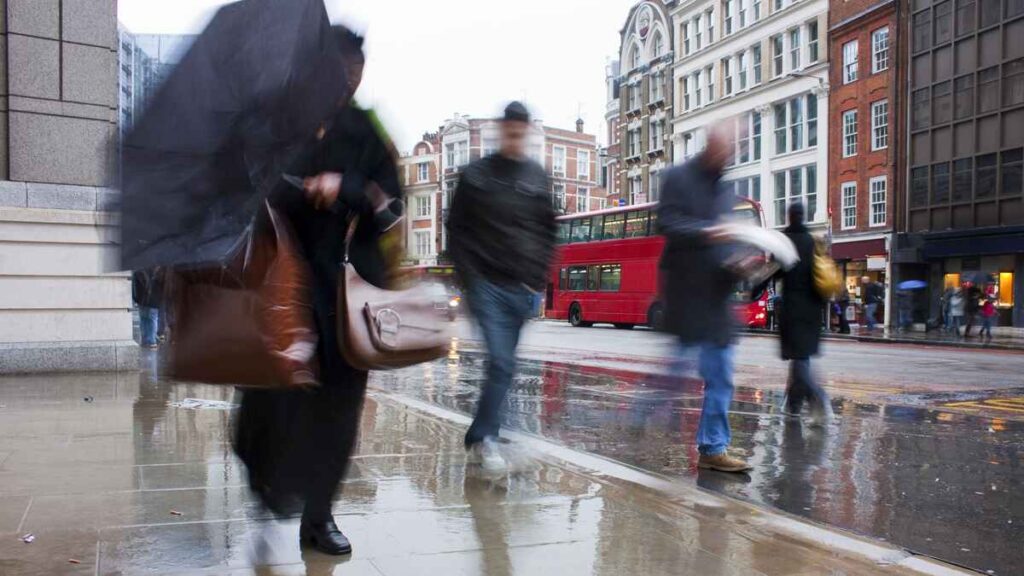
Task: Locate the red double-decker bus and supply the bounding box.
[546,199,769,329]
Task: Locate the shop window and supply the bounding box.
[599,264,622,292]
[943,273,961,290]
[976,153,998,199]
[932,163,951,204]
[1001,149,1023,198]
[999,272,1015,307]
[953,158,973,202]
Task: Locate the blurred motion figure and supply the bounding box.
[447,102,557,472]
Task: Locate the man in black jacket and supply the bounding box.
[447,102,557,472]
[657,123,751,473]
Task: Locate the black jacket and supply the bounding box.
[656,156,739,346]
[777,224,824,360]
[865,282,884,305]
[447,154,557,290]
[132,268,165,308]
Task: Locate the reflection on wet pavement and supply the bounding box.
[0,357,963,575]
[374,351,1024,576]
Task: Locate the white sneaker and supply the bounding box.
[468,438,507,473]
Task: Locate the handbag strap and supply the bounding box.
[343,215,359,263]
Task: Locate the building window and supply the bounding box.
[843,110,858,157]
[629,45,640,70]
[752,45,763,84]
[414,231,432,258]
[577,150,591,180]
[724,0,734,35]
[774,94,816,154]
[934,1,952,45]
[1004,59,1024,107]
[694,16,703,50]
[415,195,432,218]
[933,81,952,124]
[808,94,818,148]
[683,21,691,54]
[773,165,818,226]
[739,0,748,27]
[774,103,787,153]
[872,27,889,73]
[738,51,748,90]
[911,166,929,207]
[445,144,455,168]
[723,57,734,95]
[843,41,858,84]
[808,21,819,63]
[772,35,784,77]
[650,171,662,202]
[417,162,429,183]
[456,141,469,166]
[980,0,1000,27]
[953,158,973,203]
[954,75,974,119]
[576,187,589,213]
[682,77,691,110]
[956,0,976,35]
[482,138,499,157]
[553,146,566,176]
[870,177,887,226]
[1003,149,1023,198]
[732,111,761,164]
[913,11,931,52]
[789,28,801,70]
[650,71,664,103]
[754,0,762,20]
[652,32,664,58]
[871,100,889,150]
[977,153,997,199]
[694,72,702,107]
[774,0,784,11]
[629,176,643,204]
[628,84,641,110]
[932,163,950,204]
[726,175,762,202]
[978,66,1000,112]
[628,129,641,157]
[650,119,665,151]
[841,182,857,229]
[683,133,695,158]
[706,65,716,101]
[912,88,930,130]
[553,183,567,212]
[706,9,715,43]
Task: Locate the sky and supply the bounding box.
[118,0,640,153]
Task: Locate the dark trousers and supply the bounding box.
[786,359,829,415]
[464,279,532,446]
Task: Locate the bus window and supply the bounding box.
[591,215,603,241]
[556,221,570,244]
[625,210,649,238]
[567,266,587,291]
[602,213,625,240]
[599,264,622,291]
[559,268,567,290]
[587,265,600,290]
[571,218,591,243]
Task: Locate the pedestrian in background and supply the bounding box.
[132,268,164,350]
[862,276,883,331]
[836,287,851,334]
[447,101,557,472]
[949,288,966,337]
[941,286,956,333]
[980,297,997,342]
[964,283,983,337]
[773,203,831,425]
[657,123,752,473]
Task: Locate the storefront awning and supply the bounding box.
[832,239,887,261]
[920,227,1024,259]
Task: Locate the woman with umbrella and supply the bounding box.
[233,28,404,556]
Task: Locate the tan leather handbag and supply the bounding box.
[337,217,454,371]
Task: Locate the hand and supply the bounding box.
[304,172,342,210]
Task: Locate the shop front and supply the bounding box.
[832,237,889,327]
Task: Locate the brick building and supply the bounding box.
[828,0,902,323]
[894,0,1024,329]
[397,115,606,266]
[616,1,676,205]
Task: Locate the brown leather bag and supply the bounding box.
[337,217,453,371]
[169,201,319,388]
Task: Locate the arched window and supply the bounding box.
[652,32,664,58]
[629,44,641,69]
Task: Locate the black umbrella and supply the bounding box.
[120,0,348,271]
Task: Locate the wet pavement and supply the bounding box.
[0,359,969,575]
[375,346,1024,576]
[751,325,1024,351]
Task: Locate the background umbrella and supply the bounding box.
[897,280,928,290]
[120,0,348,271]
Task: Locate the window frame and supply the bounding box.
[871,100,889,151]
[842,109,858,158]
[872,27,890,73]
[843,40,859,84]
[841,181,857,230]
[577,149,591,180]
[869,176,888,227]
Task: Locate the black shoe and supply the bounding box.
[300,519,352,555]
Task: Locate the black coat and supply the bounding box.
[447,154,557,291]
[777,224,824,360]
[656,157,739,346]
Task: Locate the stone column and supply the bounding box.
[0,0,137,373]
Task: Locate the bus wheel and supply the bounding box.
[647,304,665,330]
[614,323,635,330]
[569,303,589,327]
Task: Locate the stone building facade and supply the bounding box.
[0,0,134,373]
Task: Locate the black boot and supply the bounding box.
[299,519,352,555]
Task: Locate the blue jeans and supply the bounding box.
[864,303,878,330]
[674,343,735,456]
[465,279,533,446]
[139,306,160,347]
[980,317,994,338]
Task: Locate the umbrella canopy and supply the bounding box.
[120,0,348,271]
[897,280,928,290]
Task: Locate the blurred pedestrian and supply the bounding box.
[897,290,914,333]
[657,123,752,473]
[774,203,831,425]
[447,101,557,472]
[980,297,997,342]
[941,286,956,332]
[964,283,983,337]
[949,288,966,337]
[862,276,883,331]
[836,287,851,334]
[233,28,403,556]
[132,268,164,350]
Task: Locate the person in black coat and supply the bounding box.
[232,28,402,557]
[775,202,831,423]
[656,123,752,473]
